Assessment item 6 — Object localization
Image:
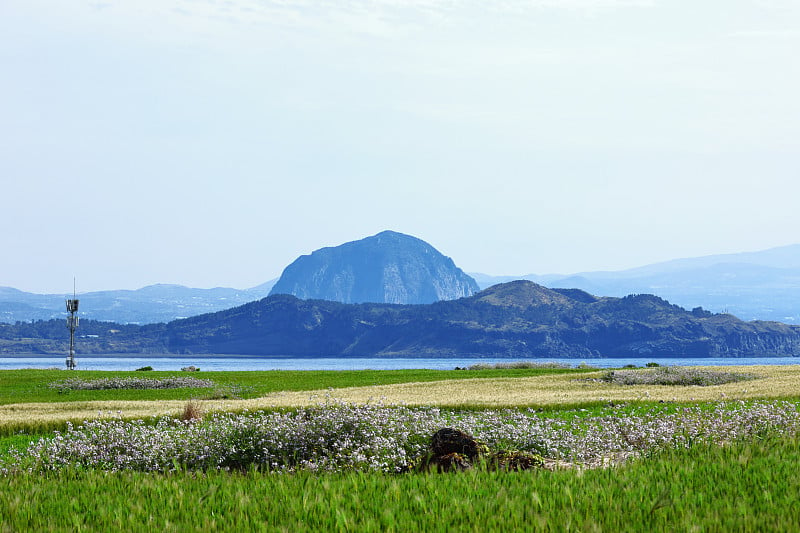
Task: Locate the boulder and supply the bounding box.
[430,428,487,459]
[411,428,545,473]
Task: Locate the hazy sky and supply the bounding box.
[2,0,799,293]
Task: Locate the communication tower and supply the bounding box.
[66,281,79,370]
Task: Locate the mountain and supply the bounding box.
[269,230,480,304]
[5,281,799,357]
[5,242,799,326]
[0,282,277,325]
[471,244,800,324]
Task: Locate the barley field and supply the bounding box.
[1,365,796,431]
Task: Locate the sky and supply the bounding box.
[1,0,799,294]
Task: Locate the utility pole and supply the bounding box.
[66,280,79,370]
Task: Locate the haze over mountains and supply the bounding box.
[0,283,277,325]
[1,234,799,325]
[472,244,800,324]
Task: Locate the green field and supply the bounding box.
[1,366,798,531]
[0,367,588,404]
[2,435,799,531]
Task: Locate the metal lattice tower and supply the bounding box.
[66,281,79,370]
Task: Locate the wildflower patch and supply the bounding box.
[48,377,215,392]
[466,361,572,370]
[3,400,797,474]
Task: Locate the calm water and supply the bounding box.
[1,355,798,371]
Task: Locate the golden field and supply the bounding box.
[1,365,798,429]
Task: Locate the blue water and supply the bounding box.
[1,355,798,371]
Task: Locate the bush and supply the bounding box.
[597,366,756,386]
[135,366,154,372]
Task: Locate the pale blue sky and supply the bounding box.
[2,0,799,293]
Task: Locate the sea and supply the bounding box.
[1,355,798,371]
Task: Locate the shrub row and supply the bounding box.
[598,366,757,386]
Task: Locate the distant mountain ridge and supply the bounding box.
[3,281,799,357]
[269,230,480,304]
[3,241,799,325]
[471,244,800,324]
[0,282,277,325]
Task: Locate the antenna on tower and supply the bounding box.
[66,278,79,370]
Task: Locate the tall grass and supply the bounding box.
[1,434,799,531]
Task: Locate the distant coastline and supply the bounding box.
[1,355,799,373]
[3,282,800,358]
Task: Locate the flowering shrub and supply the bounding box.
[5,400,798,474]
[597,366,757,386]
[48,377,215,392]
[467,361,572,370]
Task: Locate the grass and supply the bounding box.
[1,434,799,531]
[0,367,588,405]
[0,435,36,456]
[2,364,800,531]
